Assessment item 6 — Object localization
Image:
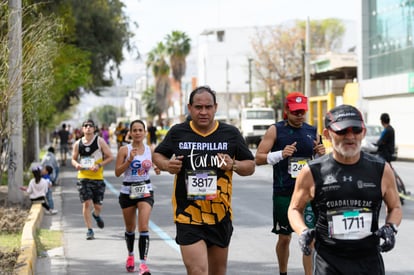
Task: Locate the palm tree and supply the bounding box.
[165,31,191,121]
[146,42,170,124]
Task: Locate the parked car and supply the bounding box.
[361,125,383,153]
[361,124,398,159]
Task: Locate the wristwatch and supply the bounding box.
[232,161,238,172]
[386,223,398,234]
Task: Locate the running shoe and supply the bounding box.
[92,211,104,229]
[49,209,58,215]
[126,255,135,272]
[139,263,151,275]
[45,209,57,215]
[86,229,95,240]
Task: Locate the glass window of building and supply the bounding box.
[367,0,414,78]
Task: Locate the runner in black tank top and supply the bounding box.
[288,105,402,275]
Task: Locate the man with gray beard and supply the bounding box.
[288,105,402,275]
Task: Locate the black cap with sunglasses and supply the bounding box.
[325,105,365,133]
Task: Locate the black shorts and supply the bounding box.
[60,143,69,154]
[77,179,106,204]
[118,192,154,209]
[175,215,233,248]
[314,248,385,275]
[272,195,315,235]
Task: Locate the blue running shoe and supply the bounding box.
[92,211,104,229]
[86,229,94,240]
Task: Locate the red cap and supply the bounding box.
[286,92,308,111]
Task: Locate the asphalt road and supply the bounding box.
[36,148,414,275]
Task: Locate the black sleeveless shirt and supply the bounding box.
[79,135,99,157]
[308,151,385,257]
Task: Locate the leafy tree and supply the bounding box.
[48,45,92,123]
[88,105,119,127]
[26,0,134,91]
[2,0,135,169]
[1,4,64,165]
[297,18,346,54]
[69,0,133,89]
[146,42,170,122]
[165,31,191,120]
[141,86,160,119]
[251,18,346,111]
[251,24,303,110]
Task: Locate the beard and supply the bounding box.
[331,138,361,158]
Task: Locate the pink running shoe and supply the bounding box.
[139,263,151,275]
[125,255,135,272]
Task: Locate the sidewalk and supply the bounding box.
[35,183,67,275]
[14,163,69,275]
[35,161,81,274]
[34,142,119,274]
[396,144,414,162]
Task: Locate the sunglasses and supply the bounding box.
[331,127,363,135]
[290,110,306,116]
[83,123,94,128]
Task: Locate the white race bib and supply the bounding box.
[80,156,95,169]
[130,182,151,199]
[186,170,217,200]
[327,208,373,240]
[288,157,310,178]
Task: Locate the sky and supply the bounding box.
[118,0,360,86]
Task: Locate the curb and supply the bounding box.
[14,203,43,275]
[397,157,414,163]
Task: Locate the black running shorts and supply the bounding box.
[314,248,385,275]
[175,214,233,248]
[118,192,154,209]
[77,179,106,204]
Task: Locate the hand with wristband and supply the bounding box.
[267,142,297,165]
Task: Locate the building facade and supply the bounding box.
[359,0,414,151]
[197,26,265,116]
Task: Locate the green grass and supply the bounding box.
[0,232,22,252]
[1,173,7,186]
[39,149,47,162]
[35,228,63,254]
[0,228,63,255]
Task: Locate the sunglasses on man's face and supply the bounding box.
[331,126,363,135]
[83,123,94,128]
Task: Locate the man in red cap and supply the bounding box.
[255,92,325,275]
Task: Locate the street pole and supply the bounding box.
[8,0,24,203]
[248,58,253,103]
[35,119,40,162]
[305,16,311,98]
[226,59,230,123]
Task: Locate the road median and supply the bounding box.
[14,203,43,275]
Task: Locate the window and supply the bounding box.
[217,30,225,42]
[246,110,274,119]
